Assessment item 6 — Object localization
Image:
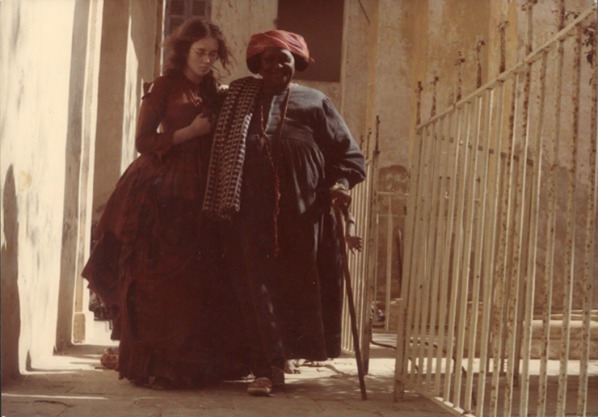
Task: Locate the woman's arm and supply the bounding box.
[171,113,212,144]
[135,78,175,155]
[317,96,366,190]
[135,77,212,156]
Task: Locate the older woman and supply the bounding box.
[82,18,250,389]
[204,29,366,396]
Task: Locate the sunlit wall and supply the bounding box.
[0,0,77,381]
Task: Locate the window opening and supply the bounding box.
[277,0,344,82]
[162,0,212,71]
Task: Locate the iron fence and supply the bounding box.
[395,5,597,417]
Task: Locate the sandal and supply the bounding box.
[247,377,272,396]
[100,347,119,370]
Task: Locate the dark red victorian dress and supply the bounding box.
[82,72,249,385]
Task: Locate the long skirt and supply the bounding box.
[226,193,344,377]
[83,146,250,385]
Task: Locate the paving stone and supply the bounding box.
[2,344,453,417]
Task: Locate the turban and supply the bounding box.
[246,29,313,72]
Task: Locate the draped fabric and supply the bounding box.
[203,76,262,219]
[82,72,250,385]
[221,82,366,377]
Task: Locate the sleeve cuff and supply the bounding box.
[334,178,349,189]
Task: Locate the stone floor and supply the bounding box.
[1,336,453,417]
[4,323,596,416]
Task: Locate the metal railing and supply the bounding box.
[395,5,597,417]
[340,136,378,369]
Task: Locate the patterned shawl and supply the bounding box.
[203,76,263,220]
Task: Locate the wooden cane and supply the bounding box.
[333,205,367,400]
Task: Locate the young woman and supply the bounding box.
[83,18,250,389]
[204,29,366,396]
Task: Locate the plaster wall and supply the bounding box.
[404,0,594,149]
[396,0,597,310]
[91,0,160,225]
[55,0,101,352]
[1,0,160,384]
[363,0,414,170]
[1,0,77,382]
[91,0,129,221]
[212,0,278,85]
[340,0,374,156]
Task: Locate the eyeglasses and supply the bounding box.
[192,48,219,62]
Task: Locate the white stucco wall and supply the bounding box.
[1,0,77,375]
[1,0,159,382]
[91,0,158,224]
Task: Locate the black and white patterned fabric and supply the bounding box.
[203,76,263,219]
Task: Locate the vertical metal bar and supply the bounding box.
[454,93,484,409]
[408,126,426,378]
[361,121,379,360]
[444,99,474,402]
[506,24,534,416]
[366,153,380,358]
[476,81,506,417]
[384,194,393,332]
[421,122,443,384]
[405,124,427,384]
[516,4,540,413]
[355,155,376,371]
[577,15,597,417]
[395,116,426,393]
[343,150,375,357]
[426,115,450,387]
[372,197,380,333]
[489,75,517,417]
[537,37,565,417]
[435,105,464,396]
[511,11,536,417]
[556,25,582,417]
[397,120,424,380]
[412,124,434,384]
[465,88,493,413]
[518,51,548,417]
[502,65,530,417]
[435,108,461,395]
[418,117,444,389]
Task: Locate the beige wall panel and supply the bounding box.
[0,0,77,381]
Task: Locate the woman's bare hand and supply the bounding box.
[173,113,212,145]
[187,113,212,137]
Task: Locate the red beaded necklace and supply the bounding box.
[258,86,292,257]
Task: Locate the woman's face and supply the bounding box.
[259,47,295,92]
[184,36,219,83]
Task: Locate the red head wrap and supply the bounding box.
[246,29,313,72]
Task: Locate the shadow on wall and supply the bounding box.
[2,165,22,386]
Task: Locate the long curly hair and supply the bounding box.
[163,18,231,107]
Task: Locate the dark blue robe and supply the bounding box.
[225,82,366,376]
